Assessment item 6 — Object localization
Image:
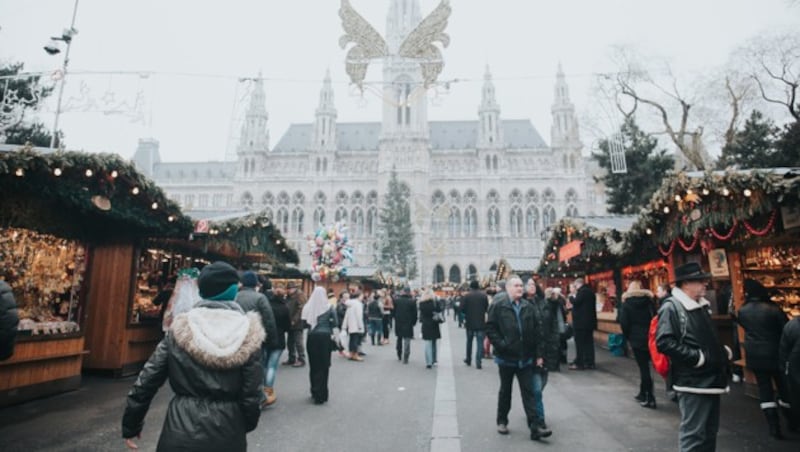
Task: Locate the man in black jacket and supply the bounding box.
[486,276,550,440]
[462,280,488,369]
[569,278,597,370]
[393,286,417,364]
[656,262,732,451]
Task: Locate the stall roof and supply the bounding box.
[504,257,541,272]
[579,215,638,232]
[346,266,378,278]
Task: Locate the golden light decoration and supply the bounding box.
[663,206,670,214]
[14,168,24,177]
[686,189,693,195]
[53,168,62,176]
[674,194,681,202]
[131,187,140,195]
[721,188,730,196]
[85,169,93,177]
[151,202,158,210]
[743,189,752,197]
[167,215,175,222]
[646,228,653,235]
[702,188,710,195]
[110,170,118,178]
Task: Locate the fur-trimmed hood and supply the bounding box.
[172,301,265,369]
[622,288,654,302]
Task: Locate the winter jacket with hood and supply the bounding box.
[619,287,656,351]
[122,301,265,452]
[0,281,19,361]
[486,292,543,366]
[235,287,278,350]
[656,288,730,394]
[780,317,800,386]
[733,298,788,372]
[342,298,365,334]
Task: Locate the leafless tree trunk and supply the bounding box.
[741,33,800,122]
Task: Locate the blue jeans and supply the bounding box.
[264,347,282,388]
[368,318,383,344]
[465,328,484,364]
[532,369,549,424]
[424,339,438,366]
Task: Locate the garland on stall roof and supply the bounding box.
[709,221,737,241]
[742,210,777,236]
[677,232,699,252]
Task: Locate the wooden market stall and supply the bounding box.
[0,146,192,404]
[631,168,800,397]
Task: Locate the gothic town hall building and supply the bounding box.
[133,1,602,285]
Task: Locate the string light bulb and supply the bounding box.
[702,188,710,195]
[151,202,158,210]
[110,170,118,178]
[85,169,93,177]
[15,168,24,177]
[686,189,693,195]
[743,189,752,197]
[646,228,653,235]
[53,168,62,176]
[722,188,730,196]
[131,187,140,195]
[663,206,670,214]
[674,194,681,202]
[167,215,175,222]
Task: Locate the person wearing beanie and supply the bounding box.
[619,280,657,409]
[260,276,291,409]
[732,279,791,439]
[235,271,279,408]
[123,261,265,451]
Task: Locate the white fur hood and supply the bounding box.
[171,303,265,369]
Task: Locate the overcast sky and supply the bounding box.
[1,0,797,162]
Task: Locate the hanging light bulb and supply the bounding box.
[646,227,653,235]
[131,187,140,195]
[110,170,118,178]
[686,189,693,195]
[722,187,730,196]
[702,188,710,196]
[663,206,670,214]
[167,215,175,222]
[674,194,681,202]
[743,189,752,197]
[15,168,24,177]
[53,168,62,176]
[85,169,93,177]
[151,202,158,210]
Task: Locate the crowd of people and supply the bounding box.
[2,257,781,450]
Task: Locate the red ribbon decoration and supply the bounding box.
[658,239,676,257]
[677,232,699,252]
[742,210,777,237]
[709,221,737,241]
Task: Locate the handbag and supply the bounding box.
[432,311,445,324]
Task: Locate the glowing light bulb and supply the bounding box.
[663,206,670,214]
[53,168,62,176]
[131,187,140,195]
[85,169,93,177]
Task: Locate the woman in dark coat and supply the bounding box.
[734,279,790,439]
[122,262,264,451]
[262,277,290,406]
[393,288,417,363]
[419,290,442,368]
[618,281,657,408]
[526,279,561,430]
[302,287,339,404]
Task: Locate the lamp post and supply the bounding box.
[46,0,80,149]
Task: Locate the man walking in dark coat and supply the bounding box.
[569,278,597,370]
[393,286,417,364]
[486,276,550,440]
[235,271,278,407]
[462,280,489,369]
[284,281,307,367]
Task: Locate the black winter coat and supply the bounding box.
[0,281,19,361]
[393,295,417,339]
[235,287,278,349]
[486,294,543,364]
[268,296,291,350]
[619,290,656,351]
[122,301,265,452]
[780,318,800,386]
[462,290,489,330]
[572,284,597,330]
[734,300,788,372]
[531,296,561,371]
[419,300,441,340]
[656,290,729,394]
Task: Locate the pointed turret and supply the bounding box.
[477,65,503,148]
[238,74,270,154]
[312,69,337,151]
[386,0,422,51]
[550,63,582,171]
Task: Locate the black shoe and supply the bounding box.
[640,393,657,409]
[634,391,646,403]
[476,364,482,369]
[426,365,432,369]
[530,424,551,440]
[463,359,471,366]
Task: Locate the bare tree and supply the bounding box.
[740,33,800,122]
[601,47,711,170]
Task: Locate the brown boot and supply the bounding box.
[350,353,364,361]
[263,387,276,407]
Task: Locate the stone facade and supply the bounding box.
[133,0,605,284]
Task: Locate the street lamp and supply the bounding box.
[46,0,80,149]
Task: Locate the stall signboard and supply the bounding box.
[559,240,583,263]
[782,205,800,230]
[708,249,730,278]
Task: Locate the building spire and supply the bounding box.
[386,0,422,50]
[478,64,502,148]
[312,68,337,151]
[238,74,269,154]
[550,63,582,169]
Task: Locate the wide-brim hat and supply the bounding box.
[744,278,769,303]
[672,262,711,283]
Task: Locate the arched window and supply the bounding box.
[485,155,490,170]
[315,158,320,172]
[448,189,461,205]
[366,190,378,205]
[525,189,539,205]
[261,191,274,206]
[431,207,445,238]
[509,189,523,205]
[542,205,557,229]
[492,155,498,170]
[351,207,365,237]
[566,205,579,218]
[323,158,328,172]
[486,189,500,205]
[314,191,326,205]
[335,206,348,223]
[464,190,478,204]
[431,190,445,206]
[277,191,290,205]
[543,188,555,204]
[366,206,377,237]
[351,191,364,205]
[467,264,478,280]
[509,206,523,237]
[263,207,273,221]
[335,191,348,206]
[525,206,540,236]
[313,207,326,227]
[276,207,289,233]
[565,188,578,204]
[291,207,304,234]
[488,206,500,235]
[395,77,412,126]
[463,206,478,237]
[433,265,445,284]
[241,192,253,207]
[293,191,305,205]
[448,206,461,238]
[449,265,461,283]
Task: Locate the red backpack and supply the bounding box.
[648,301,686,379]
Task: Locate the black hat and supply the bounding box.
[672,262,711,284]
[402,286,411,294]
[240,271,258,288]
[198,261,240,299]
[469,280,480,290]
[744,279,769,303]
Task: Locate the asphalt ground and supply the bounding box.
[1,316,798,451]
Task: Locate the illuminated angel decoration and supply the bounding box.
[339,0,451,90]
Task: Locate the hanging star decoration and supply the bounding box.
[339,0,451,90]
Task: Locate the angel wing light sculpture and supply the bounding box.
[339,0,451,90]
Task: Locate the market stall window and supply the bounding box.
[130,248,203,325]
[0,228,87,336]
[742,245,800,318]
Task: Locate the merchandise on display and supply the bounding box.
[742,245,800,318]
[0,228,86,335]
